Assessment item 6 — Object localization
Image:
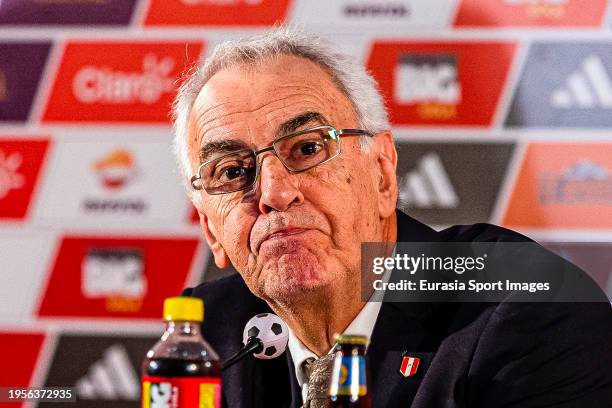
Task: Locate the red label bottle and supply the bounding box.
[142,296,221,408]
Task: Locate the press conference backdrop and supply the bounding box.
[1,0,611,406]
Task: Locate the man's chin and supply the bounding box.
[254,247,332,300]
[260,270,330,302]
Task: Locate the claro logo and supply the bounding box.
[43,41,204,123]
[72,54,174,105]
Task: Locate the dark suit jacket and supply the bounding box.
[182,210,612,407]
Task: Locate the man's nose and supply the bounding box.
[256,154,304,213]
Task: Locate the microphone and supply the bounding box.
[222,313,289,370]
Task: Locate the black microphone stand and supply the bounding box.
[221,337,264,370]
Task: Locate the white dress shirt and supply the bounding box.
[287,299,383,401]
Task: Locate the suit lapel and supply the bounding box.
[224,351,293,408]
[286,349,303,408]
[395,209,440,243]
[366,211,444,407]
[220,349,248,408]
[225,211,441,407]
[368,301,439,407]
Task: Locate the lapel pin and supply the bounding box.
[400,355,420,377]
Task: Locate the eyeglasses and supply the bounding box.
[191,125,373,195]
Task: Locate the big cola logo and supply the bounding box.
[395,55,461,104]
[72,54,175,105]
[367,41,516,126]
[395,54,461,120]
[150,383,173,408]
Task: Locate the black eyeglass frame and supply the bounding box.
[190,125,374,195]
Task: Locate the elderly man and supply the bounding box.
[177,29,611,408]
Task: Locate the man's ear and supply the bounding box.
[375,131,398,218]
[196,207,231,269]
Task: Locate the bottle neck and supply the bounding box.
[163,320,203,339]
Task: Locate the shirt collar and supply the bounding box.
[287,245,396,388]
[287,299,383,387]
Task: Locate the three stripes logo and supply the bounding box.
[75,344,140,400]
[398,153,459,209]
[550,54,612,109]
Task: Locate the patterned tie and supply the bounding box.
[301,353,335,408]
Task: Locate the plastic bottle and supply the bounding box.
[141,296,221,408]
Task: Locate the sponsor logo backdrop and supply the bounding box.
[43,334,158,407]
[43,41,205,123]
[506,42,612,127]
[0,0,611,404]
[367,41,517,126]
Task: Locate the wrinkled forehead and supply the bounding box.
[186,56,357,159]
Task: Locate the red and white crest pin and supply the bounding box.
[400,356,420,377]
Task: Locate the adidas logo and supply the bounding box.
[398,153,459,209]
[550,54,612,109]
[75,344,139,400]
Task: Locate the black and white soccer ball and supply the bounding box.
[243,313,289,360]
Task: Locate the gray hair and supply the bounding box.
[172,27,391,201]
